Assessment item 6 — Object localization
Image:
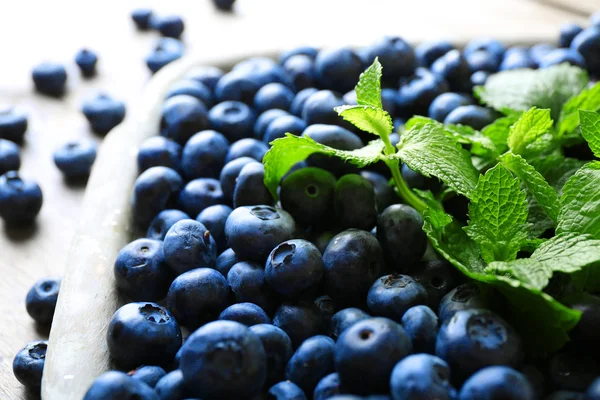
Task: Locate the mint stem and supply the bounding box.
[385,158,428,214]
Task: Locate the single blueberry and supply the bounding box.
[390,354,455,400]
[225,205,296,262]
[314,372,343,400]
[107,302,182,369]
[499,48,536,70]
[255,109,290,139]
[131,166,183,228]
[131,365,166,388]
[280,46,318,64]
[435,309,523,381]
[465,50,500,74]
[283,55,316,91]
[444,105,496,130]
[250,324,294,384]
[268,380,308,400]
[13,340,47,391]
[53,138,97,178]
[82,93,126,135]
[227,261,276,313]
[274,301,327,348]
[428,92,473,122]
[219,156,256,203]
[360,171,394,212]
[302,90,345,126]
[396,68,449,118]
[438,283,489,322]
[367,274,428,322]
[32,62,67,96]
[303,124,363,177]
[196,204,232,252]
[185,65,224,92]
[25,276,61,325]
[181,130,229,179]
[378,204,427,269]
[219,302,272,326]
[322,229,383,305]
[215,248,240,277]
[0,138,20,175]
[401,305,438,353]
[539,49,586,68]
[254,83,295,114]
[334,174,378,231]
[233,161,272,208]
[75,48,98,77]
[209,101,256,142]
[263,115,306,144]
[213,0,236,11]
[179,320,267,398]
[166,79,213,108]
[177,178,224,217]
[137,136,182,173]
[335,317,412,394]
[83,370,159,400]
[412,259,463,310]
[431,50,472,93]
[463,38,505,64]
[415,40,454,67]
[315,47,364,93]
[560,23,584,48]
[290,88,318,117]
[145,38,184,73]
[329,308,370,341]
[280,167,336,226]
[153,15,184,39]
[214,70,264,105]
[458,366,534,400]
[226,138,269,163]
[285,335,336,394]
[131,8,153,30]
[0,106,28,143]
[364,36,417,83]
[114,238,173,301]
[146,209,189,240]
[166,267,231,329]
[0,171,43,225]
[155,369,187,400]
[163,219,217,273]
[161,95,208,145]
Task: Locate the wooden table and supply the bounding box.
[0,0,593,398]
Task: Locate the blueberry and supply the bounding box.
[444,105,496,130]
[226,138,269,163]
[401,164,442,192]
[285,335,335,394]
[32,62,67,96]
[280,167,336,226]
[539,49,586,68]
[12,340,47,391]
[227,261,276,313]
[458,366,534,400]
[569,294,600,343]
[302,90,345,125]
[146,209,189,240]
[390,354,454,400]
[463,38,505,64]
[131,166,183,228]
[396,68,449,117]
[571,27,600,75]
[548,348,600,391]
[220,157,256,203]
[233,162,272,209]
[196,204,232,252]
[291,88,318,117]
[73,48,98,77]
[280,46,318,64]
[215,70,264,105]
[137,137,182,173]
[323,229,383,305]
[209,101,256,142]
[0,171,43,225]
[81,93,126,135]
[167,267,230,329]
[265,239,324,297]
[0,106,28,143]
[335,317,412,394]
[180,130,228,180]
[313,372,343,400]
[145,38,184,73]
[213,0,236,11]
[329,308,370,340]
[268,380,308,400]
[179,320,267,398]
[334,174,378,230]
[367,274,428,322]
[415,41,454,67]
[254,83,295,114]
[588,378,600,400]
[161,95,208,145]
[219,302,272,326]
[401,305,438,353]
[255,109,290,138]
[185,65,224,92]
[283,55,316,91]
[429,92,473,122]
[431,50,472,93]
[363,36,416,83]
[435,308,523,381]
[0,139,20,175]
[178,178,224,217]
[131,8,153,30]
[466,50,500,73]
[107,302,181,369]
[263,115,306,143]
[438,283,489,322]
[114,238,172,301]
[378,204,427,269]
[499,48,536,71]
[166,79,214,108]
[530,43,557,66]
[303,124,363,177]
[155,370,186,400]
[250,324,294,384]
[25,276,61,325]
[215,248,240,276]
[274,301,326,348]
[225,205,296,262]
[470,71,490,86]
[163,219,217,273]
[83,371,159,400]
[412,260,463,310]
[360,171,394,212]
[560,23,584,48]
[153,15,184,39]
[131,365,166,388]
[53,138,97,178]
[315,47,364,93]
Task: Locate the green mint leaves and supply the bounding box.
[507,107,553,156]
[354,57,383,109]
[579,110,600,157]
[335,105,393,143]
[557,161,600,238]
[558,83,600,137]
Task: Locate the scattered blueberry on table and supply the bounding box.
[81,93,126,135]
[31,62,67,97]
[53,138,98,179]
[0,105,28,143]
[75,49,99,77]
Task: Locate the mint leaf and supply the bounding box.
[543,157,587,194]
[355,57,383,109]
[579,110,600,158]
[263,134,384,199]
[558,83,600,137]
[500,152,560,224]
[475,64,588,120]
[557,161,600,238]
[445,124,499,158]
[507,107,553,156]
[481,113,521,153]
[335,105,393,140]
[393,119,479,198]
[464,164,529,263]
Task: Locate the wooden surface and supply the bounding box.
[0,1,594,399]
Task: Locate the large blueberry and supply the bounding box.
[390,354,455,400]
[274,301,326,348]
[302,90,345,126]
[81,93,126,135]
[367,274,428,322]
[225,138,269,163]
[208,101,256,142]
[0,171,43,225]
[12,340,47,391]
[53,138,98,178]
[315,47,364,93]
[280,167,336,226]
[146,209,189,240]
[255,109,290,138]
[219,302,272,326]
[428,92,473,122]
[254,83,295,113]
[0,106,28,143]
[32,62,67,96]
[458,366,534,400]
[250,323,294,384]
[233,162,273,208]
[415,40,454,67]
[334,174,378,231]
[196,204,232,252]
[571,27,600,74]
[215,248,240,277]
[263,114,306,144]
[396,68,449,117]
[161,95,208,145]
[137,136,182,173]
[227,261,275,313]
[177,178,224,217]
[401,305,438,353]
[364,36,417,82]
[83,371,159,400]
[220,156,256,203]
[285,335,336,394]
[163,219,217,273]
[283,55,316,91]
[431,50,472,93]
[377,204,427,270]
[329,308,370,340]
[179,320,267,398]
[214,70,263,105]
[25,276,61,325]
[166,79,213,108]
[181,130,229,179]
[444,105,496,130]
[107,302,182,369]
[291,88,318,117]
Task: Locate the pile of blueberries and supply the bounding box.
[9,6,600,400]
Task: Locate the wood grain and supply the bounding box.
[0,1,591,399]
